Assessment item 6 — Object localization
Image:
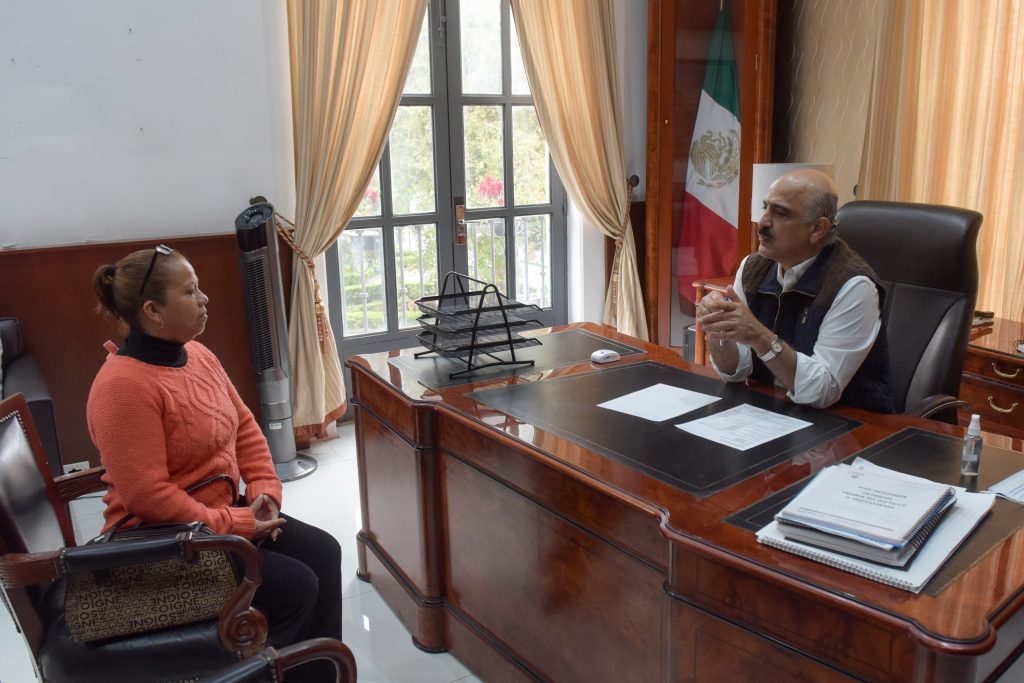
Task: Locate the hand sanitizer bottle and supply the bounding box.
[960,414,983,476]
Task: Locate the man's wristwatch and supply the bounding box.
[757,335,783,362]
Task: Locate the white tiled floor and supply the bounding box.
[0,421,484,683]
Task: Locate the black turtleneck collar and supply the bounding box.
[118,327,188,367]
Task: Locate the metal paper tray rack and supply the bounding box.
[414,272,544,379]
[416,310,542,334]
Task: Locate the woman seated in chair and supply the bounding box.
[88,245,341,683]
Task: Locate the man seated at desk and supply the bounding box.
[696,168,895,412]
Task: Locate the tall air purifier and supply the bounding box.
[234,202,317,481]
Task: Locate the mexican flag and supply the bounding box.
[676,6,740,303]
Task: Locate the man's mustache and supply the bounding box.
[758,228,773,239]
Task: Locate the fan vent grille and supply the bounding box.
[241,256,276,372]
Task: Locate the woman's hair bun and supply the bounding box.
[93,263,120,318]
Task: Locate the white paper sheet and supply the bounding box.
[987,469,1024,503]
[676,403,812,450]
[596,383,721,422]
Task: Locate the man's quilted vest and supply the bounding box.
[740,240,895,413]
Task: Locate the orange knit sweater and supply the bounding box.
[87,341,282,539]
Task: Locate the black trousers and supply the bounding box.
[252,512,342,682]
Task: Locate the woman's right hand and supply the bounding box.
[250,495,287,543]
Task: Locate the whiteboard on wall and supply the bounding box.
[0,0,295,249]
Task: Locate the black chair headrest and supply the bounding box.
[836,200,981,294]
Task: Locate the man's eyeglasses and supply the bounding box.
[139,244,173,297]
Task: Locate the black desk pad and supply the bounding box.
[388,328,641,389]
[727,427,1024,596]
[467,361,860,497]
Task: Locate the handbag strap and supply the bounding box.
[102,474,239,541]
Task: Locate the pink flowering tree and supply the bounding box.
[477,174,504,206]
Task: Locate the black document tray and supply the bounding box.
[416,289,537,317]
[417,311,543,334]
[416,330,542,358]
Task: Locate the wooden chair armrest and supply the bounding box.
[53,466,107,502]
[195,534,266,656]
[692,276,733,293]
[0,550,64,588]
[277,638,357,682]
[202,638,357,683]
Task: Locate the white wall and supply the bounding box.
[0,0,294,250]
[568,0,647,324]
[1,0,648,327]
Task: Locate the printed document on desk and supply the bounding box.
[597,383,720,422]
[987,469,1024,503]
[857,456,1024,506]
[676,403,812,450]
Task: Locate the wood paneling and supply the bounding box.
[683,606,856,682]
[357,405,440,597]
[0,233,292,467]
[441,412,667,570]
[443,452,666,682]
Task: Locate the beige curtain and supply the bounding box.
[286,0,427,442]
[860,1,1024,320]
[510,0,648,340]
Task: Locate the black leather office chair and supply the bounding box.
[204,638,357,683]
[0,393,268,682]
[835,200,983,422]
[0,317,62,477]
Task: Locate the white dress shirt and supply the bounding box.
[712,253,882,408]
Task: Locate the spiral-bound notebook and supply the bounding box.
[775,496,954,567]
[758,488,995,593]
[775,463,957,549]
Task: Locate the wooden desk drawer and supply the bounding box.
[960,374,1023,431]
[963,354,1024,389]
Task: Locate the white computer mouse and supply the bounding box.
[590,349,621,364]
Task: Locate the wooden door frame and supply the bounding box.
[643,0,776,347]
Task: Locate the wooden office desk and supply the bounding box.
[347,323,1024,683]
[962,318,1024,439]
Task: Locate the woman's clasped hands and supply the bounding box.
[251,493,286,544]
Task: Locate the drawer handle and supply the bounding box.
[991,362,1021,379]
[987,396,1020,414]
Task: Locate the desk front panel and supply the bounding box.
[442,450,666,682]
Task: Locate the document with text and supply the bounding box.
[777,463,956,547]
[987,469,1024,503]
[857,457,1024,506]
[597,383,721,422]
[675,403,811,451]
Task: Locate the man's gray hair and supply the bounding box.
[804,186,839,234]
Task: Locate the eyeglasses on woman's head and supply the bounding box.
[139,244,173,297]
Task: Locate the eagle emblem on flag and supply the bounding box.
[690,129,739,190]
